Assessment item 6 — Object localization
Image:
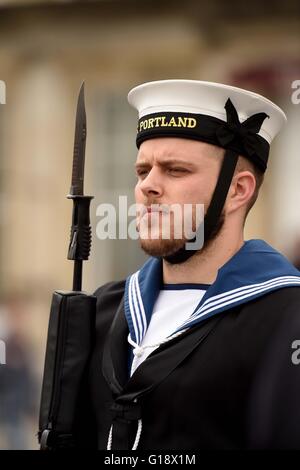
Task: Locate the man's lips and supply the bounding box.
[139,204,170,217]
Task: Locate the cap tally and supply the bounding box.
[128,80,287,173]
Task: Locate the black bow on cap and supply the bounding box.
[216,98,269,159]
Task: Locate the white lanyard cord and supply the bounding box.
[128,329,186,358]
[107,419,143,450]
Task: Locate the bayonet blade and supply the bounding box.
[69,82,86,196]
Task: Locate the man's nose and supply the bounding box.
[139,168,164,198]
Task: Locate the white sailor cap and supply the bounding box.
[128,79,287,172]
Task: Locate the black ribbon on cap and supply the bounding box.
[215,98,269,169]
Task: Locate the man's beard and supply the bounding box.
[138,209,225,259]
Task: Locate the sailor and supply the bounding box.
[83,80,300,450]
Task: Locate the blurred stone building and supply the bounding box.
[0,0,299,448]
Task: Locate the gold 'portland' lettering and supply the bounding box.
[160,116,168,127]
[177,116,188,127]
[187,118,196,128]
[147,118,155,128]
[168,117,177,126]
[139,115,197,132]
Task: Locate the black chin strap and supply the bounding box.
[164,148,239,264]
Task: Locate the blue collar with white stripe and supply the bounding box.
[124,239,300,344]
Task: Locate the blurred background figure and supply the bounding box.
[0,0,299,448]
[0,296,38,449]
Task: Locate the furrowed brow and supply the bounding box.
[159,159,196,168]
[134,161,151,170]
[135,159,196,169]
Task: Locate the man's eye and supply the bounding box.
[168,168,188,174]
[136,169,149,177]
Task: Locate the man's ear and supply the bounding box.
[226,171,256,214]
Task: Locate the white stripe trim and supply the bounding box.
[131,273,144,344]
[128,273,141,343]
[180,278,300,328]
[134,271,148,339]
[190,276,300,319]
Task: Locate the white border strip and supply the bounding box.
[181,278,300,328]
[128,273,141,343]
[191,276,300,319]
